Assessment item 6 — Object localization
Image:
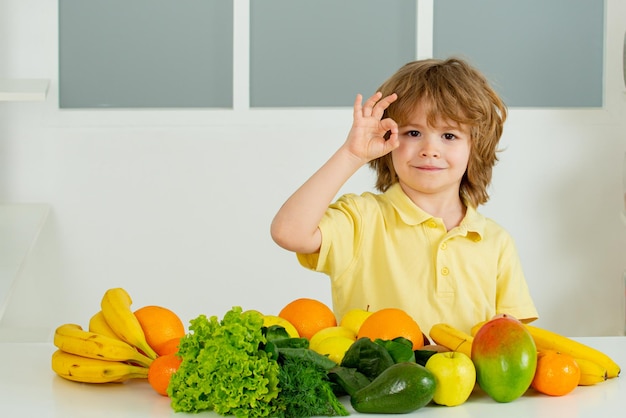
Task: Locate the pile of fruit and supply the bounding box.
[51,287,186,396]
[51,288,621,416]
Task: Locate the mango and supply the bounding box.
[471,316,537,402]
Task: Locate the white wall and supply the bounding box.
[1,0,625,339]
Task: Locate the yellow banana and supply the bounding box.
[429,323,473,358]
[54,323,153,367]
[524,324,620,378]
[51,349,148,383]
[88,310,121,340]
[575,357,608,386]
[470,321,486,337]
[100,287,158,360]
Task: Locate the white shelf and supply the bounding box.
[0,78,49,101]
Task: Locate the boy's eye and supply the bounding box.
[407,130,421,137]
[443,133,457,140]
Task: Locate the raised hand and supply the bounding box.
[270,92,399,254]
[344,92,399,163]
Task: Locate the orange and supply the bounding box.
[134,305,186,356]
[148,353,182,396]
[531,350,580,396]
[357,308,424,350]
[155,336,182,356]
[278,298,337,340]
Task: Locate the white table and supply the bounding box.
[0,337,623,417]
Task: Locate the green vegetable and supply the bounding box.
[375,337,416,363]
[340,337,395,379]
[262,326,310,360]
[272,337,310,349]
[272,355,349,417]
[414,349,439,366]
[168,307,281,416]
[278,347,337,371]
[263,324,295,342]
[328,366,372,397]
[350,362,437,414]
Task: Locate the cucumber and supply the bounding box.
[350,362,436,414]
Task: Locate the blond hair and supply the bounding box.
[369,58,507,207]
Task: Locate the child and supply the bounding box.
[270,58,538,335]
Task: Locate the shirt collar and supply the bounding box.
[385,183,485,240]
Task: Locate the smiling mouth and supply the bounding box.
[416,165,443,171]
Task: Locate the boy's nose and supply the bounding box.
[420,138,440,158]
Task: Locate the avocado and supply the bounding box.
[350,362,436,414]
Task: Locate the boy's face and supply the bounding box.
[391,101,471,204]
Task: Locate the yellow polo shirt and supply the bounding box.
[297,183,538,335]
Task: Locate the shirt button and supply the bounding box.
[440,243,447,250]
[427,220,437,228]
[441,267,450,276]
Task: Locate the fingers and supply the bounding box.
[380,117,398,138]
[372,92,398,119]
[380,117,399,149]
[353,93,365,119]
[354,92,398,119]
[361,92,382,117]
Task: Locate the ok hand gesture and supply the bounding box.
[344,92,399,164]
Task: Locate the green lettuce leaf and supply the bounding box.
[168,307,281,417]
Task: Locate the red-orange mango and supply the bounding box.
[471,316,537,402]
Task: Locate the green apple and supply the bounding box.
[425,351,476,406]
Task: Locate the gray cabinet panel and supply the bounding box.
[59,0,233,108]
[250,0,417,107]
[433,0,604,107]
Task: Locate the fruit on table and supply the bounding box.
[51,349,149,383]
[88,310,122,340]
[421,344,451,353]
[309,325,356,352]
[350,362,436,414]
[278,298,337,340]
[134,305,185,356]
[531,350,580,396]
[471,316,537,403]
[157,337,182,356]
[357,308,424,350]
[575,357,608,385]
[473,318,620,382]
[429,323,473,358]
[339,308,373,335]
[524,324,620,378]
[54,323,153,367]
[313,335,356,364]
[148,353,182,396]
[425,351,476,406]
[100,287,158,360]
[470,321,484,337]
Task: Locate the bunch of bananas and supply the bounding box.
[429,321,620,387]
[51,287,158,383]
